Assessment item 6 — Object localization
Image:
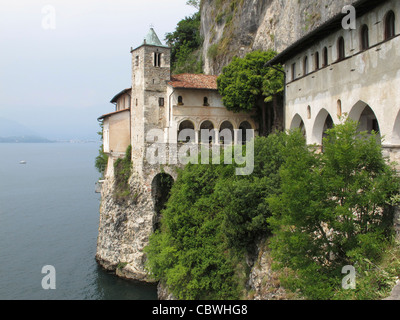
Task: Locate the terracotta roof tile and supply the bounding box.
[168,73,218,90]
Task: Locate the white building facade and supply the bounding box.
[268,0,400,164]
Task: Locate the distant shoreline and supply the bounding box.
[0,137,99,143]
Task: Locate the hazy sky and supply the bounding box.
[0,0,197,140]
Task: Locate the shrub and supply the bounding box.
[267,120,400,299]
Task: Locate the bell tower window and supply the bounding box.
[154,52,162,67]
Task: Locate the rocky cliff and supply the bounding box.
[96,169,157,283]
[201,0,354,75]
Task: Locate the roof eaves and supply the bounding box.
[267,0,388,66]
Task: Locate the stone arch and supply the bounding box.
[200,120,216,144]
[311,108,334,145]
[219,120,234,145]
[290,114,307,138]
[151,172,174,230]
[178,119,195,143]
[348,100,380,140]
[239,121,253,144]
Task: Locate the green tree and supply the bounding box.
[186,0,200,9]
[217,50,284,136]
[95,122,108,175]
[267,120,400,299]
[145,136,289,299]
[145,162,241,300]
[165,12,202,74]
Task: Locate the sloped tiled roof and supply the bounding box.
[168,74,218,90]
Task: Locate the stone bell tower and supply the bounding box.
[130,28,171,173]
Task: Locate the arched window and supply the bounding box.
[219,121,234,145]
[178,96,184,105]
[303,56,309,75]
[203,97,209,106]
[178,120,195,143]
[314,52,320,71]
[200,120,215,144]
[385,10,396,40]
[239,121,252,144]
[361,25,369,50]
[337,37,345,61]
[322,47,328,67]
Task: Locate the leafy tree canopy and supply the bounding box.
[217,50,284,135]
[165,12,202,74]
[267,120,400,299]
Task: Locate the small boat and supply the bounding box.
[19,160,27,164]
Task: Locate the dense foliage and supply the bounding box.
[267,120,400,299]
[217,50,284,136]
[145,135,288,299]
[145,119,400,300]
[165,12,203,74]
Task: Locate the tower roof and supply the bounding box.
[143,28,167,47]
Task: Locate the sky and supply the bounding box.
[0,0,197,140]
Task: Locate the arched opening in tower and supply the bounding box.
[151,173,174,231]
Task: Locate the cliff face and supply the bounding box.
[96,170,156,283]
[201,0,354,75]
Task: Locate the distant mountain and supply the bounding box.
[0,117,52,143]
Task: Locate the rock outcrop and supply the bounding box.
[201,0,354,75]
[96,171,156,283]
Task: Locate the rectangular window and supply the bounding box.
[159,97,164,107]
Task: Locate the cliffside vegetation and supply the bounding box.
[95,123,108,177]
[145,120,400,300]
[113,145,132,202]
[217,50,284,136]
[145,134,287,299]
[166,3,203,74]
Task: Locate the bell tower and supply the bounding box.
[130,28,171,173]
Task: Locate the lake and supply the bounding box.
[0,143,157,300]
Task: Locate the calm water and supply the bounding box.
[0,143,157,300]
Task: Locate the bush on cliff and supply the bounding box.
[145,120,400,300]
[267,120,400,300]
[145,134,289,299]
